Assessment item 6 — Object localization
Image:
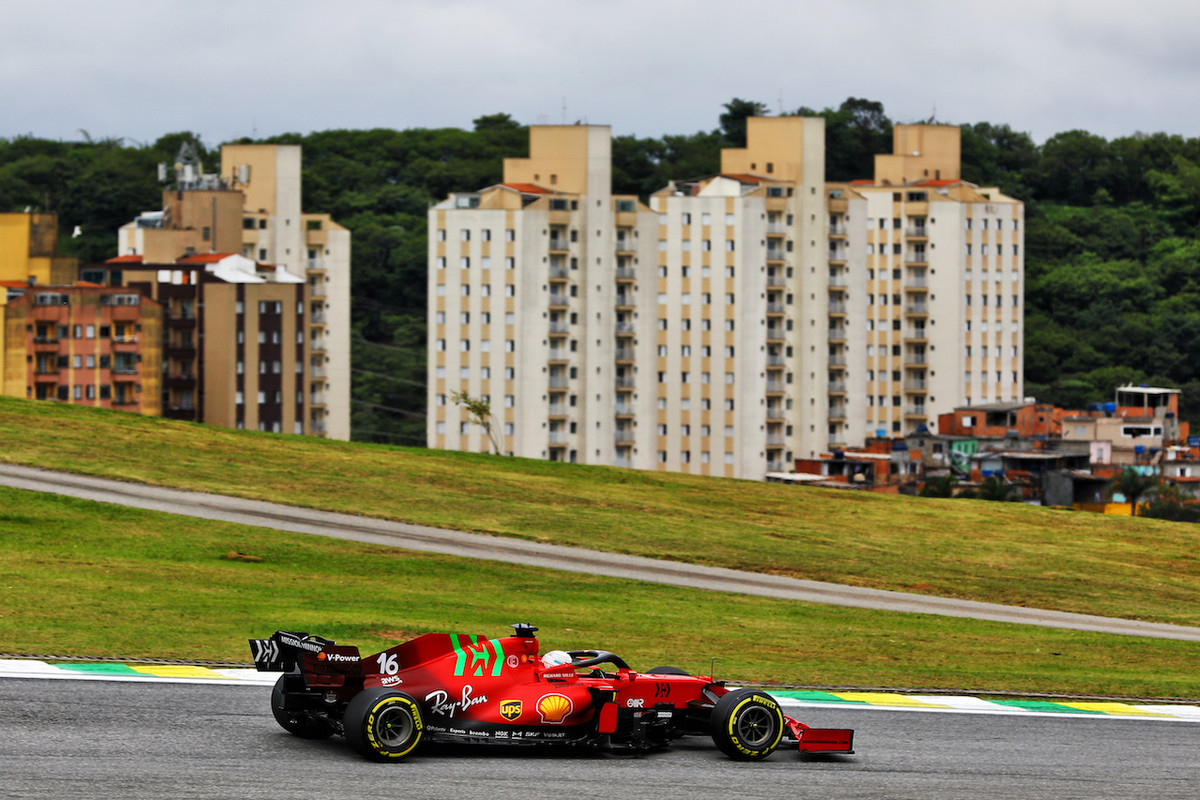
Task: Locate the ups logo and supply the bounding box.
[500,699,522,721]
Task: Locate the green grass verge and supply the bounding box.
[1,397,1197,628]
[2,486,1196,698]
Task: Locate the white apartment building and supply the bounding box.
[428,119,1023,479]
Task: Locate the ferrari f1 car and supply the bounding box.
[249,624,854,762]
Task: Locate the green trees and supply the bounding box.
[1108,468,1161,516]
[9,98,1200,442]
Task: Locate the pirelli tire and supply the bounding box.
[343,688,425,762]
[709,688,785,761]
[271,675,334,739]
[644,665,689,676]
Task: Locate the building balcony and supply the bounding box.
[614,240,635,254]
[905,253,929,266]
[827,327,847,342]
[34,369,60,381]
[766,460,786,473]
[548,237,568,252]
[614,403,635,416]
[904,304,929,316]
[548,403,568,417]
[614,430,635,445]
[829,407,847,421]
[767,273,786,287]
[767,302,786,315]
[828,381,847,394]
[766,247,786,262]
[828,302,847,315]
[614,376,636,389]
[766,433,786,446]
[112,335,139,346]
[549,321,570,335]
[766,326,786,341]
[904,380,928,392]
[905,407,928,418]
[615,348,636,362]
[548,432,569,446]
[904,353,927,366]
[766,407,785,421]
[614,321,635,335]
[309,393,327,407]
[33,336,60,348]
[548,377,570,389]
[614,294,636,308]
[828,275,848,287]
[767,354,787,367]
[905,329,928,341]
[548,266,569,280]
[615,267,637,281]
[548,348,569,362]
[905,227,929,239]
[766,380,786,394]
[549,293,569,307]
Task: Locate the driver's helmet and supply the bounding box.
[540,650,573,667]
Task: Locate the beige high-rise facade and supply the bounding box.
[116,144,351,440]
[429,120,1023,479]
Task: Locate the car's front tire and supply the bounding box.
[343,688,424,762]
[709,688,784,761]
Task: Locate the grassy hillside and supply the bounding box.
[2,398,1197,628]
[2,485,1196,698]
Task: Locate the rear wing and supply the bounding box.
[249,630,338,672]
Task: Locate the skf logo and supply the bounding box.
[537,693,573,724]
[500,700,522,721]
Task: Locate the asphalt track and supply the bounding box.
[3,462,1199,642]
[2,678,1197,800]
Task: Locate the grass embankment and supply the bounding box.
[1,487,1195,698]
[0,397,1197,697]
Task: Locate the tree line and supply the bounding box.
[4,99,1200,443]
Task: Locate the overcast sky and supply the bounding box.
[4,0,1199,149]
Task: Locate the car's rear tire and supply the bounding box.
[271,675,334,739]
[709,688,784,761]
[344,688,424,762]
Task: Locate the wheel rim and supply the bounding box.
[375,704,414,748]
[735,706,777,749]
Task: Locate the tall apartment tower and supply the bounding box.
[115,144,352,440]
[832,124,1025,450]
[429,120,1023,479]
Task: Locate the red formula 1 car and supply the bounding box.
[249,624,854,762]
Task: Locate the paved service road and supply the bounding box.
[2,679,1196,800]
[4,462,1200,642]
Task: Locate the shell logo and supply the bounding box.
[536,693,573,724]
